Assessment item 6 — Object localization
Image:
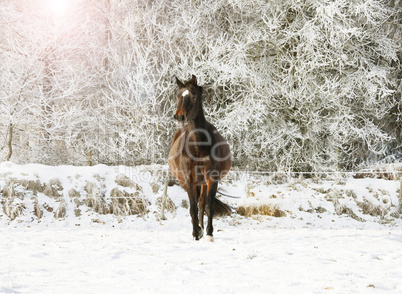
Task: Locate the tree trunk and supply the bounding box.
[6,123,14,161]
[87,150,92,166]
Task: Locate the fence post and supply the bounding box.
[399,176,402,203]
[160,177,168,220]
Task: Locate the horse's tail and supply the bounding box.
[205,197,232,217]
[214,197,232,216]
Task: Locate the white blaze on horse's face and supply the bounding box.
[182,90,190,97]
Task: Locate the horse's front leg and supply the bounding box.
[188,185,202,240]
[198,185,207,238]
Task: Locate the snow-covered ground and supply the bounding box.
[1,226,401,294]
[0,162,401,293]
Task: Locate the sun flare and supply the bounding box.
[50,0,68,16]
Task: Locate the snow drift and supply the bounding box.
[1,162,401,227]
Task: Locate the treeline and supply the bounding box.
[0,0,400,171]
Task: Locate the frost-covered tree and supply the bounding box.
[0,0,110,164]
[0,0,400,171]
[0,2,51,162]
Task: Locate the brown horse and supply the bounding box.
[168,75,232,241]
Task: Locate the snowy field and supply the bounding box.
[1,226,401,294]
[1,162,401,293]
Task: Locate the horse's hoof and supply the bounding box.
[198,227,204,239]
[206,235,214,242]
[193,227,204,240]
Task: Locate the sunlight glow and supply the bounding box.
[50,0,69,16]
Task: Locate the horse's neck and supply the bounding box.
[184,103,210,135]
[193,106,207,127]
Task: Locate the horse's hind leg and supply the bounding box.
[206,180,218,240]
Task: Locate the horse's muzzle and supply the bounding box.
[174,114,186,121]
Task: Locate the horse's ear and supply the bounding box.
[190,75,197,85]
[175,77,184,89]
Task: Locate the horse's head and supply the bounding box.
[174,75,203,124]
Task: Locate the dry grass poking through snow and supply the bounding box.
[110,188,150,216]
[236,204,287,218]
[1,163,400,225]
[0,171,150,221]
[79,177,150,217]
